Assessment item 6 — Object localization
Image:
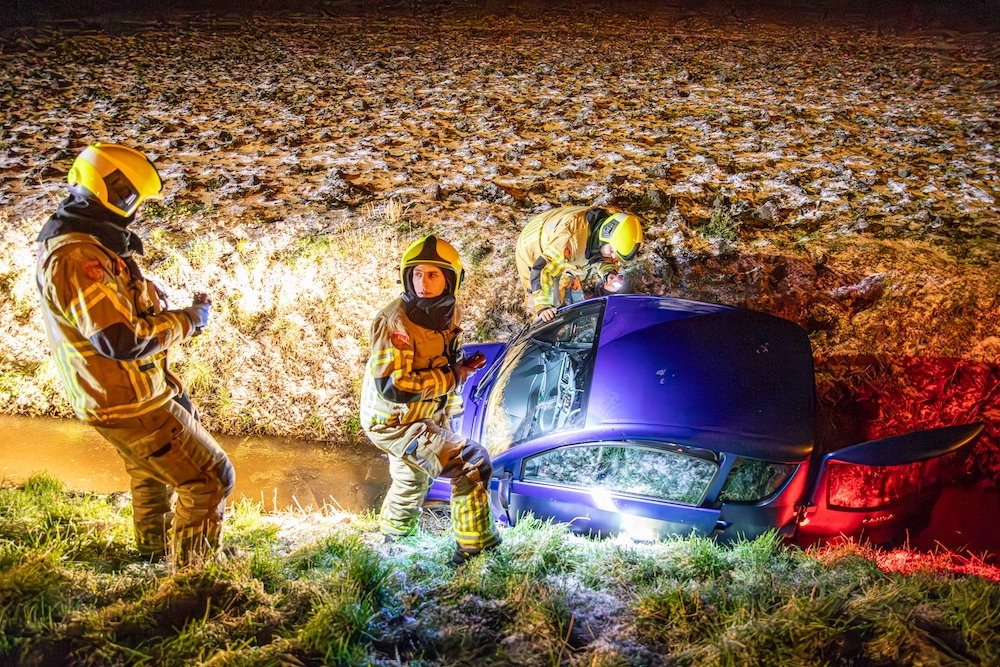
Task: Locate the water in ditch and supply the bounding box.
[0,413,389,513]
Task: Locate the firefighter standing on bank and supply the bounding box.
[515,206,643,321]
[35,142,234,566]
[361,236,500,564]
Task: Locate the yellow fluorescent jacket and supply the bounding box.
[515,206,619,313]
[36,233,194,424]
[360,297,463,429]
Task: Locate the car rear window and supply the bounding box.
[522,444,718,505]
[718,457,797,503]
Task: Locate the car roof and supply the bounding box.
[586,296,816,462]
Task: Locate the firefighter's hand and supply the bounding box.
[182,299,212,332]
[538,307,557,322]
[604,273,625,293]
[453,363,477,385]
[464,350,487,370]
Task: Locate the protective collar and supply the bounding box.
[402,292,456,331]
[37,192,144,258]
[585,207,610,261]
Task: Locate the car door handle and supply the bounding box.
[715,520,732,530]
[499,472,512,510]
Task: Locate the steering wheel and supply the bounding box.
[554,356,579,429]
[536,354,577,433]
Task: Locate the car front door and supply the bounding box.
[795,423,984,545]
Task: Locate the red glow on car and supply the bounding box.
[827,452,959,509]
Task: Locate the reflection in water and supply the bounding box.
[0,414,389,513]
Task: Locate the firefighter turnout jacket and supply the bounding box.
[361,297,463,429]
[36,232,195,425]
[515,206,619,315]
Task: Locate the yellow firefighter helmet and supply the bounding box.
[67,142,163,217]
[400,235,465,293]
[598,212,643,261]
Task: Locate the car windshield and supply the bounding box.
[481,302,603,455]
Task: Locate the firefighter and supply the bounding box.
[515,206,643,321]
[361,235,500,564]
[35,142,234,567]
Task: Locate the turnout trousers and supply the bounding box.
[365,418,499,555]
[95,395,235,566]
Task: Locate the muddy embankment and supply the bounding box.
[1,6,999,475]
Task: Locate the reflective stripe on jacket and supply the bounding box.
[36,232,193,424]
[360,297,463,429]
[515,206,618,313]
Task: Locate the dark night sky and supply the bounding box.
[3,0,1000,31]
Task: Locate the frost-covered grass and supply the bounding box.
[2,473,999,666]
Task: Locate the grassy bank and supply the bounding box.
[2,473,999,667]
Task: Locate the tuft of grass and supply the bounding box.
[143,201,206,222]
[299,581,378,666]
[224,500,281,549]
[224,290,276,337]
[290,532,391,664]
[303,409,328,439]
[19,471,63,497]
[188,236,224,271]
[181,357,215,396]
[341,412,361,439]
[381,198,407,227]
[697,206,742,242]
[284,232,337,264]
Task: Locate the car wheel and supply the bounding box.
[420,500,451,535]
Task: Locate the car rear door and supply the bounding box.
[497,441,723,540]
[795,423,984,545]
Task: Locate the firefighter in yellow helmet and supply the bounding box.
[360,235,500,564]
[515,206,643,321]
[35,143,234,567]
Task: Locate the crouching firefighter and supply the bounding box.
[35,143,234,567]
[361,235,501,564]
[515,206,643,322]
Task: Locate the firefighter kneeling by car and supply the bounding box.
[35,143,234,567]
[516,205,643,322]
[360,235,500,564]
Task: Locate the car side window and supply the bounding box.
[522,444,718,505]
[718,457,797,503]
[482,303,603,455]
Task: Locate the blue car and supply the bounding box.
[426,295,983,545]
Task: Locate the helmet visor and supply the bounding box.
[104,169,141,214]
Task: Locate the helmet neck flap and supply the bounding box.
[585,208,611,260]
[401,290,456,331]
[37,191,144,259]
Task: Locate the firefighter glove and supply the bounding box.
[182,301,212,330]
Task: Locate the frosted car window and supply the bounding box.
[523,445,718,505]
[718,457,797,503]
[482,303,602,455]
